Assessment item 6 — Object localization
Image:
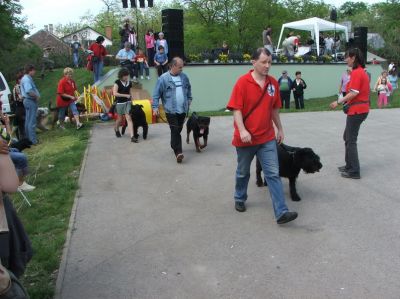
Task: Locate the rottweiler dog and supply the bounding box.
[256,143,322,201]
[186,112,210,152]
[121,104,148,140]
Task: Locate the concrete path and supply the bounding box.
[56,109,400,299]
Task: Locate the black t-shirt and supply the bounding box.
[71,41,81,54]
[115,80,132,103]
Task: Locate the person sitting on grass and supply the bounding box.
[0,112,35,192]
[154,46,169,77]
[135,48,150,80]
[112,68,137,143]
[56,68,84,130]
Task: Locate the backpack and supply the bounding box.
[0,263,30,299]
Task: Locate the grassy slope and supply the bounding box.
[14,125,91,299]
[34,67,112,108]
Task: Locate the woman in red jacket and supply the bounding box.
[89,36,107,83]
[56,68,83,130]
[330,48,370,179]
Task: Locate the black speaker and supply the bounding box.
[148,0,153,7]
[162,9,184,59]
[354,27,368,62]
[122,0,128,8]
[330,9,337,21]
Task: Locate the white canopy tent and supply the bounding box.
[276,17,349,56]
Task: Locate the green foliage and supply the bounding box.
[0,0,29,51]
[339,1,368,16]
[0,40,42,82]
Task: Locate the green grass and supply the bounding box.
[198,89,400,116]
[34,67,113,107]
[11,124,92,299]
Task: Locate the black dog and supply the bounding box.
[121,104,148,139]
[256,143,322,201]
[10,138,32,152]
[186,112,210,152]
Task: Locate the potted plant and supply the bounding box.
[218,53,229,63]
[323,55,333,63]
[295,56,304,63]
[188,54,200,63]
[278,55,288,63]
[309,55,317,63]
[243,53,251,63]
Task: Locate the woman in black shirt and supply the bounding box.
[112,68,137,142]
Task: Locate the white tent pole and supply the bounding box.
[277,25,285,52]
[315,23,320,56]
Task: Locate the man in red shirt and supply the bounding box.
[226,48,298,225]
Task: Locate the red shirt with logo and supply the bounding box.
[89,42,107,60]
[56,77,77,108]
[346,66,370,115]
[227,71,281,147]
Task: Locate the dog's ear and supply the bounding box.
[140,105,144,108]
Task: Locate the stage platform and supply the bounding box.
[98,63,383,112]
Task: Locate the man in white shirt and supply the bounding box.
[324,36,334,55]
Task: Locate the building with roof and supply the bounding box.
[62,26,113,48]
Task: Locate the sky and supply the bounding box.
[20,0,384,34]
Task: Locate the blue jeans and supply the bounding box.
[58,102,79,122]
[235,140,289,219]
[138,62,149,76]
[93,60,104,83]
[73,52,79,67]
[23,99,38,144]
[9,148,28,177]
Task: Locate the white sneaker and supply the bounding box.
[140,76,144,80]
[76,123,84,130]
[58,124,66,130]
[146,76,150,80]
[18,181,36,192]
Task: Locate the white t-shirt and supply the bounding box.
[171,75,185,113]
[325,38,334,50]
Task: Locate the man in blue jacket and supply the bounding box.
[152,57,192,163]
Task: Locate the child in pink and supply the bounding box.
[376,78,392,108]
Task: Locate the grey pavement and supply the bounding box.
[56,109,400,299]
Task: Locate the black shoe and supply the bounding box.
[235,202,246,212]
[338,165,348,172]
[121,126,126,135]
[176,153,184,163]
[115,130,122,138]
[341,171,361,179]
[131,137,138,143]
[277,211,298,224]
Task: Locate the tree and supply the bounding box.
[0,0,28,51]
[339,1,368,17]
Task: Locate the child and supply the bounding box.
[135,48,150,80]
[376,78,391,108]
[154,46,169,77]
[291,71,307,109]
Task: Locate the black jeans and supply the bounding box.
[120,61,138,79]
[293,93,304,109]
[343,113,368,174]
[280,91,291,109]
[166,113,186,155]
[156,64,168,77]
